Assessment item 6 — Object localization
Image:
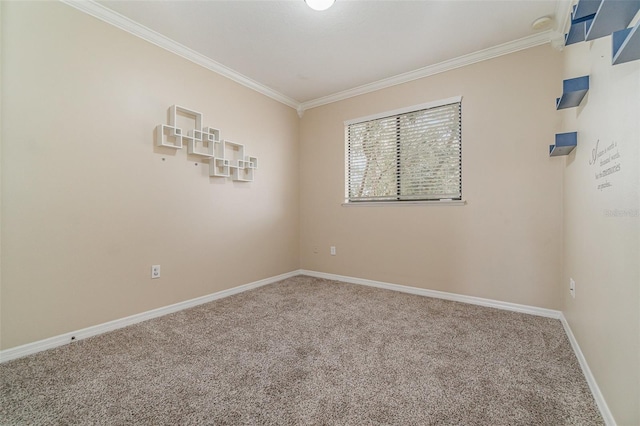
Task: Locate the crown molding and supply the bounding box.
[550,0,574,50]
[59,0,300,110]
[299,30,554,112]
[61,0,559,114]
[554,0,574,34]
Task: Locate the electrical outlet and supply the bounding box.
[569,278,575,298]
[152,265,161,279]
[313,246,318,254]
[330,246,336,256]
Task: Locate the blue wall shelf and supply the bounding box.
[550,132,578,157]
[565,3,596,45]
[566,20,587,45]
[556,76,590,110]
[612,20,640,65]
[585,0,640,41]
[572,0,600,22]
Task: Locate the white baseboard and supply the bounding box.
[299,269,562,319]
[560,314,616,426]
[299,270,614,425]
[0,270,298,363]
[0,268,615,426]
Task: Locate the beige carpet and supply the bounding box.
[1,275,603,425]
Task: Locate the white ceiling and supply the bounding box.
[86,0,570,110]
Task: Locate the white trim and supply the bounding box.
[344,96,462,126]
[0,268,615,425]
[59,0,299,110]
[299,270,613,424]
[554,0,575,35]
[58,0,554,113]
[0,270,298,363]
[559,314,617,426]
[341,200,466,207]
[300,31,553,112]
[549,0,575,50]
[299,270,561,319]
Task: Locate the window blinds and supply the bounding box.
[347,101,461,202]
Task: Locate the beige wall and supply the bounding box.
[300,45,565,310]
[0,2,300,349]
[560,38,639,424]
[3,2,637,423]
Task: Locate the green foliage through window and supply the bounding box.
[347,101,462,202]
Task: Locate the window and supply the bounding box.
[346,97,462,203]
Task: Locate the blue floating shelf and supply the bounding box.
[565,4,593,45]
[550,132,578,157]
[572,0,600,23]
[612,19,640,65]
[566,20,587,45]
[585,0,640,41]
[556,76,590,110]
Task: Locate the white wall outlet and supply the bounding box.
[569,278,575,298]
[330,246,336,256]
[152,265,161,279]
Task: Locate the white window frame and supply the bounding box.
[343,96,464,206]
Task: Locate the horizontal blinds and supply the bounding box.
[348,101,461,202]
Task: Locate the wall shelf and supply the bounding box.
[187,126,219,158]
[566,20,588,45]
[550,132,578,157]
[585,0,640,41]
[612,19,640,65]
[209,140,259,182]
[156,124,183,149]
[556,76,590,110]
[572,0,600,22]
[565,1,598,46]
[157,105,258,182]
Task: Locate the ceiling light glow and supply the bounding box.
[305,0,335,11]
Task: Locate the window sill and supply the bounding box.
[341,200,466,207]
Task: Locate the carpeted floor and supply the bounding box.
[1,275,603,425]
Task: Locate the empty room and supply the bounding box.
[1,0,638,424]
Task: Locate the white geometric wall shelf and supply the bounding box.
[157,105,257,182]
[187,127,219,158]
[156,124,183,149]
[209,139,259,182]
